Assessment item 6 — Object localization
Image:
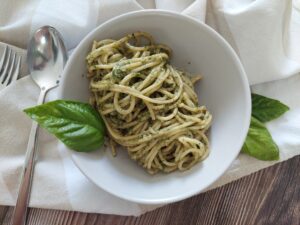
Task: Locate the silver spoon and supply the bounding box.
[12,26,68,225]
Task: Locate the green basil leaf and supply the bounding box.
[252,93,289,122]
[24,100,105,152]
[242,116,279,160]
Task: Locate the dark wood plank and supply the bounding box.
[1,156,299,225]
[0,206,9,225]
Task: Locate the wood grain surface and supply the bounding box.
[1,156,299,225]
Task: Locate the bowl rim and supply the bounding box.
[58,9,251,204]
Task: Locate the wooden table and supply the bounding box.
[1,156,299,225]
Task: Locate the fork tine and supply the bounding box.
[3,52,17,86]
[0,45,8,71]
[0,47,12,83]
[9,55,21,85]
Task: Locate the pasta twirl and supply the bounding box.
[86,32,212,174]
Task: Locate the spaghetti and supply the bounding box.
[86,32,212,174]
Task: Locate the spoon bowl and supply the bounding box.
[27,26,68,90]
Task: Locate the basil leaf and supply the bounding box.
[24,100,105,152]
[242,116,279,160]
[252,93,289,122]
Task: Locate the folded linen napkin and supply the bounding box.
[0,0,300,216]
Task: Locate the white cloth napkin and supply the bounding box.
[0,0,300,216]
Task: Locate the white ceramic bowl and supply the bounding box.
[58,10,251,204]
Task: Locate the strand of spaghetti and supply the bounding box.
[92,82,181,105]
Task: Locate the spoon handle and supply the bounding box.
[12,90,46,225]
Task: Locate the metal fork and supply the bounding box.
[0,46,21,91]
